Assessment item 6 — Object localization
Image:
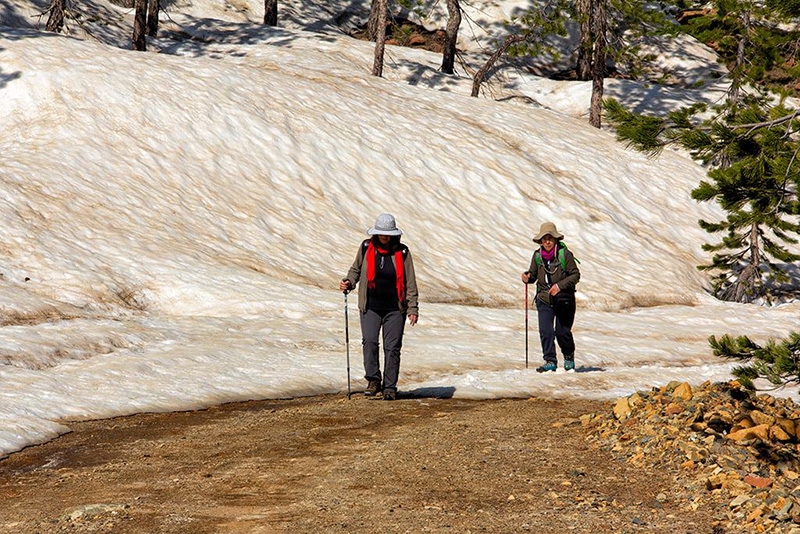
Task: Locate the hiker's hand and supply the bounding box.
[340,280,352,292]
[521,271,531,283]
[408,314,418,326]
[549,284,560,296]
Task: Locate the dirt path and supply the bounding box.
[0,394,717,533]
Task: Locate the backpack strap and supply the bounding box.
[535,242,567,270]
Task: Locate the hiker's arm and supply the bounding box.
[557,251,580,291]
[342,244,365,291]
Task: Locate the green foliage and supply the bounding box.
[607,95,800,303]
[503,0,678,77]
[504,0,570,62]
[395,0,426,16]
[602,99,666,155]
[390,24,415,46]
[602,0,679,79]
[682,0,800,96]
[710,332,800,389]
[605,0,800,304]
[765,0,800,17]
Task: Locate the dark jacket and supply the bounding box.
[525,243,580,306]
[344,239,420,316]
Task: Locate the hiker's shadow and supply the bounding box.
[574,366,604,373]
[403,386,456,399]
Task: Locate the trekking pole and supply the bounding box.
[344,290,352,399]
[524,282,529,369]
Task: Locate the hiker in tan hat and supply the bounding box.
[521,221,581,373]
[340,214,419,400]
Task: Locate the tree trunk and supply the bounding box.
[749,222,761,269]
[576,0,592,80]
[146,0,159,37]
[132,0,147,51]
[371,0,388,77]
[46,0,65,32]
[264,0,277,26]
[471,34,526,97]
[588,0,606,128]
[728,10,750,106]
[440,0,461,74]
[367,0,380,41]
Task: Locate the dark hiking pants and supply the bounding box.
[361,308,406,392]
[536,295,576,364]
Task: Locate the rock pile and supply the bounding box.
[586,380,800,533]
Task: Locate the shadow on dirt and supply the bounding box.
[403,386,456,399]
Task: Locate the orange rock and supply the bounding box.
[744,475,773,489]
[665,403,683,416]
[746,504,765,523]
[750,410,775,426]
[673,382,693,401]
[776,417,796,437]
[727,424,769,442]
[737,416,756,429]
[769,424,792,442]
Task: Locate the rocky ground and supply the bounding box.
[1,382,799,533]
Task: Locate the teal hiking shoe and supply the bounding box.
[536,362,557,373]
[564,359,575,372]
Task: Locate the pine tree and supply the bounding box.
[710,332,800,389]
[604,1,800,303]
[471,0,675,128]
[606,98,800,303]
[681,0,800,102]
[471,0,569,98]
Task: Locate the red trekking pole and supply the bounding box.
[524,282,529,369]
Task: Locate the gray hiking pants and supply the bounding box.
[360,308,406,392]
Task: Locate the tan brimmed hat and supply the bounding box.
[532,221,564,243]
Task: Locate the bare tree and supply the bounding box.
[146,0,159,37]
[588,0,607,128]
[264,0,277,26]
[471,0,566,97]
[132,0,147,50]
[471,35,525,97]
[371,0,388,76]
[45,0,65,32]
[440,0,461,74]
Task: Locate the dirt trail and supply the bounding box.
[0,394,716,533]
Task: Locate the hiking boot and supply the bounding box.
[382,389,397,401]
[564,359,575,372]
[364,379,382,396]
[536,362,557,373]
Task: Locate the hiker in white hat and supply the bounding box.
[340,214,419,400]
[521,221,581,373]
